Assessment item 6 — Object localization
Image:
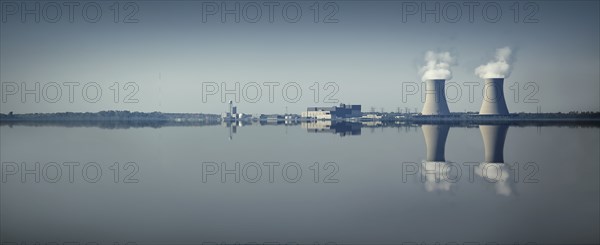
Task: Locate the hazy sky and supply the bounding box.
[1,0,598,114]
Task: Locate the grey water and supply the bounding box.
[1,123,599,244]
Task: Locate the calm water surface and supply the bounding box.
[1,123,599,244]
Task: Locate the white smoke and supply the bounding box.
[420,51,456,81]
[475,47,513,79]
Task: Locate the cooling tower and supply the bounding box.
[422,125,449,162]
[480,78,509,115]
[421,79,450,115]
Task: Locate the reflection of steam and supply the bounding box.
[421,125,452,192]
[421,161,453,192]
[476,125,512,196]
[475,163,511,196]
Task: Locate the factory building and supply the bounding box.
[222,101,251,121]
[301,104,362,120]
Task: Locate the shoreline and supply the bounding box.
[2,116,599,129]
[2,112,600,122]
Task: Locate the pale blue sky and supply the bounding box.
[1,0,598,114]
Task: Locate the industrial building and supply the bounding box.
[301,104,361,120]
[222,100,251,121]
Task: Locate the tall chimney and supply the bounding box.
[422,79,450,115]
[479,78,509,115]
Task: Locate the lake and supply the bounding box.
[1,122,599,244]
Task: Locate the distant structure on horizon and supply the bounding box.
[422,79,450,115]
[479,78,509,115]
[301,104,361,120]
[222,100,251,121]
[419,78,510,115]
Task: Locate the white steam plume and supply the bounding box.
[475,47,513,79]
[420,51,456,81]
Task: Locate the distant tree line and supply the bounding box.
[0,110,221,122]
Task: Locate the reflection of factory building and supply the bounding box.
[258,114,285,124]
[221,120,250,141]
[301,104,361,120]
[302,121,361,136]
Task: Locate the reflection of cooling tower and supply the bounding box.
[421,125,452,192]
[480,78,509,115]
[422,125,450,162]
[480,125,509,163]
[422,79,450,115]
[478,125,511,196]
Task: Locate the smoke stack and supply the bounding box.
[479,78,509,115]
[421,79,450,115]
